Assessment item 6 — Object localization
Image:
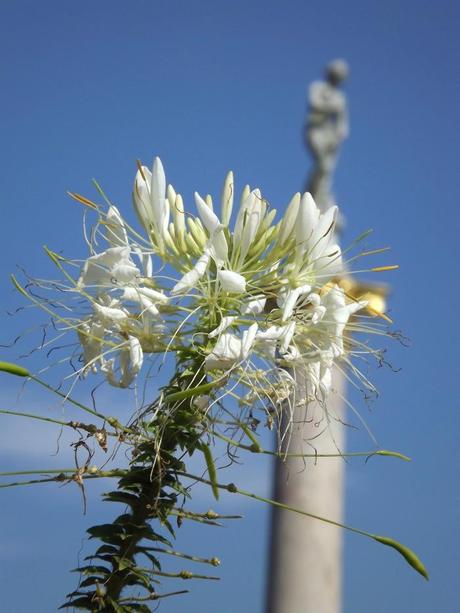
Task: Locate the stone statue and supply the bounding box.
[306,59,349,214]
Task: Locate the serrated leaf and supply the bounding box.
[161,517,176,538]
[59,596,93,609]
[87,524,124,539]
[142,526,172,547]
[103,491,140,507]
[95,544,118,555]
[139,549,161,570]
[84,554,113,563]
[79,576,103,588]
[72,564,110,577]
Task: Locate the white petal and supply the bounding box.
[133,167,154,230]
[93,302,128,323]
[210,229,228,266]
[78,247,135,288]
[313,243,343,279]
[256,325,285,341]
[279,193,301,244]
[218,269,246,293]
[111,261,140,284]
[281,284,311,321]
[311,305,326,324]
[122,288,160,316]
[306,292,321,306]
[241,323,258,360]
[205,332,242,371]
[78,320,105,374]
[173,194,186,236]
[233,189,255,245]
[296,192,319,253]
[195,192,222,234]
[309,206,337,261]
[126,336,143,378]
[239,190,262,263]
[279,321,296,354]
[221,171,234,226]
[171,251,210,295]
[138,286,168,303]
[208,316,237,338]
[101,359,120,387]
[243,296,266,314]
[106,206,128,247]
[151,157,167,231]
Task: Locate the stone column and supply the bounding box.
[266,59,350,613]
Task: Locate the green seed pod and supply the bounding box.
[0,361,30,377]
[199,443,219,501]
[373,535,429,580]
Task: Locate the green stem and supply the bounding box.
[145,547,220,566]
[142,569,220,581]
[30,375,107,421]
[118,590,189,602]
[178,471,428,580]
[212,430,410,461]
[0,409,70,428]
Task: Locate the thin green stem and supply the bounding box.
[29,375,107,421]
[212,430,410,461]
[0,469,76,477]
[178,471,428,580]
[141,569,220,581]
[145,547,220,566]
[178,471,371,538]
[118,590,189,603]
[0,409,69,428]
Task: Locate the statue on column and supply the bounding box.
[306,59,349,214]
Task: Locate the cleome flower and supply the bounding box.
[28,156,393,419]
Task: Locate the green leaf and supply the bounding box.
[115,556,134,571]
[85,553,113,563]
[106,598,127,613]
[163,379,222,404]
[59,596,93,609]
[160,517,176,538]
[0,361,29,377]
[72,564,110,577]
[140,550,161,570]
[124,568,152,589]
[199,444,219,500]
[87,523,125,540]
[372,535,429,580]
[95,544,118,555]
[103,491,140,507]
[78,576,103,588]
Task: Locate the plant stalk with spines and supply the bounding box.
[62,361,222,611]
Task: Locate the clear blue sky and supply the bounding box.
[1,1,459,611]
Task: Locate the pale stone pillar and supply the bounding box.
[266,369,345,613]
[266,59,350,613]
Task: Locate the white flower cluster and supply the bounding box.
[73,157,369,406]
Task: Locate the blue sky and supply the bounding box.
[1,1,459,611]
